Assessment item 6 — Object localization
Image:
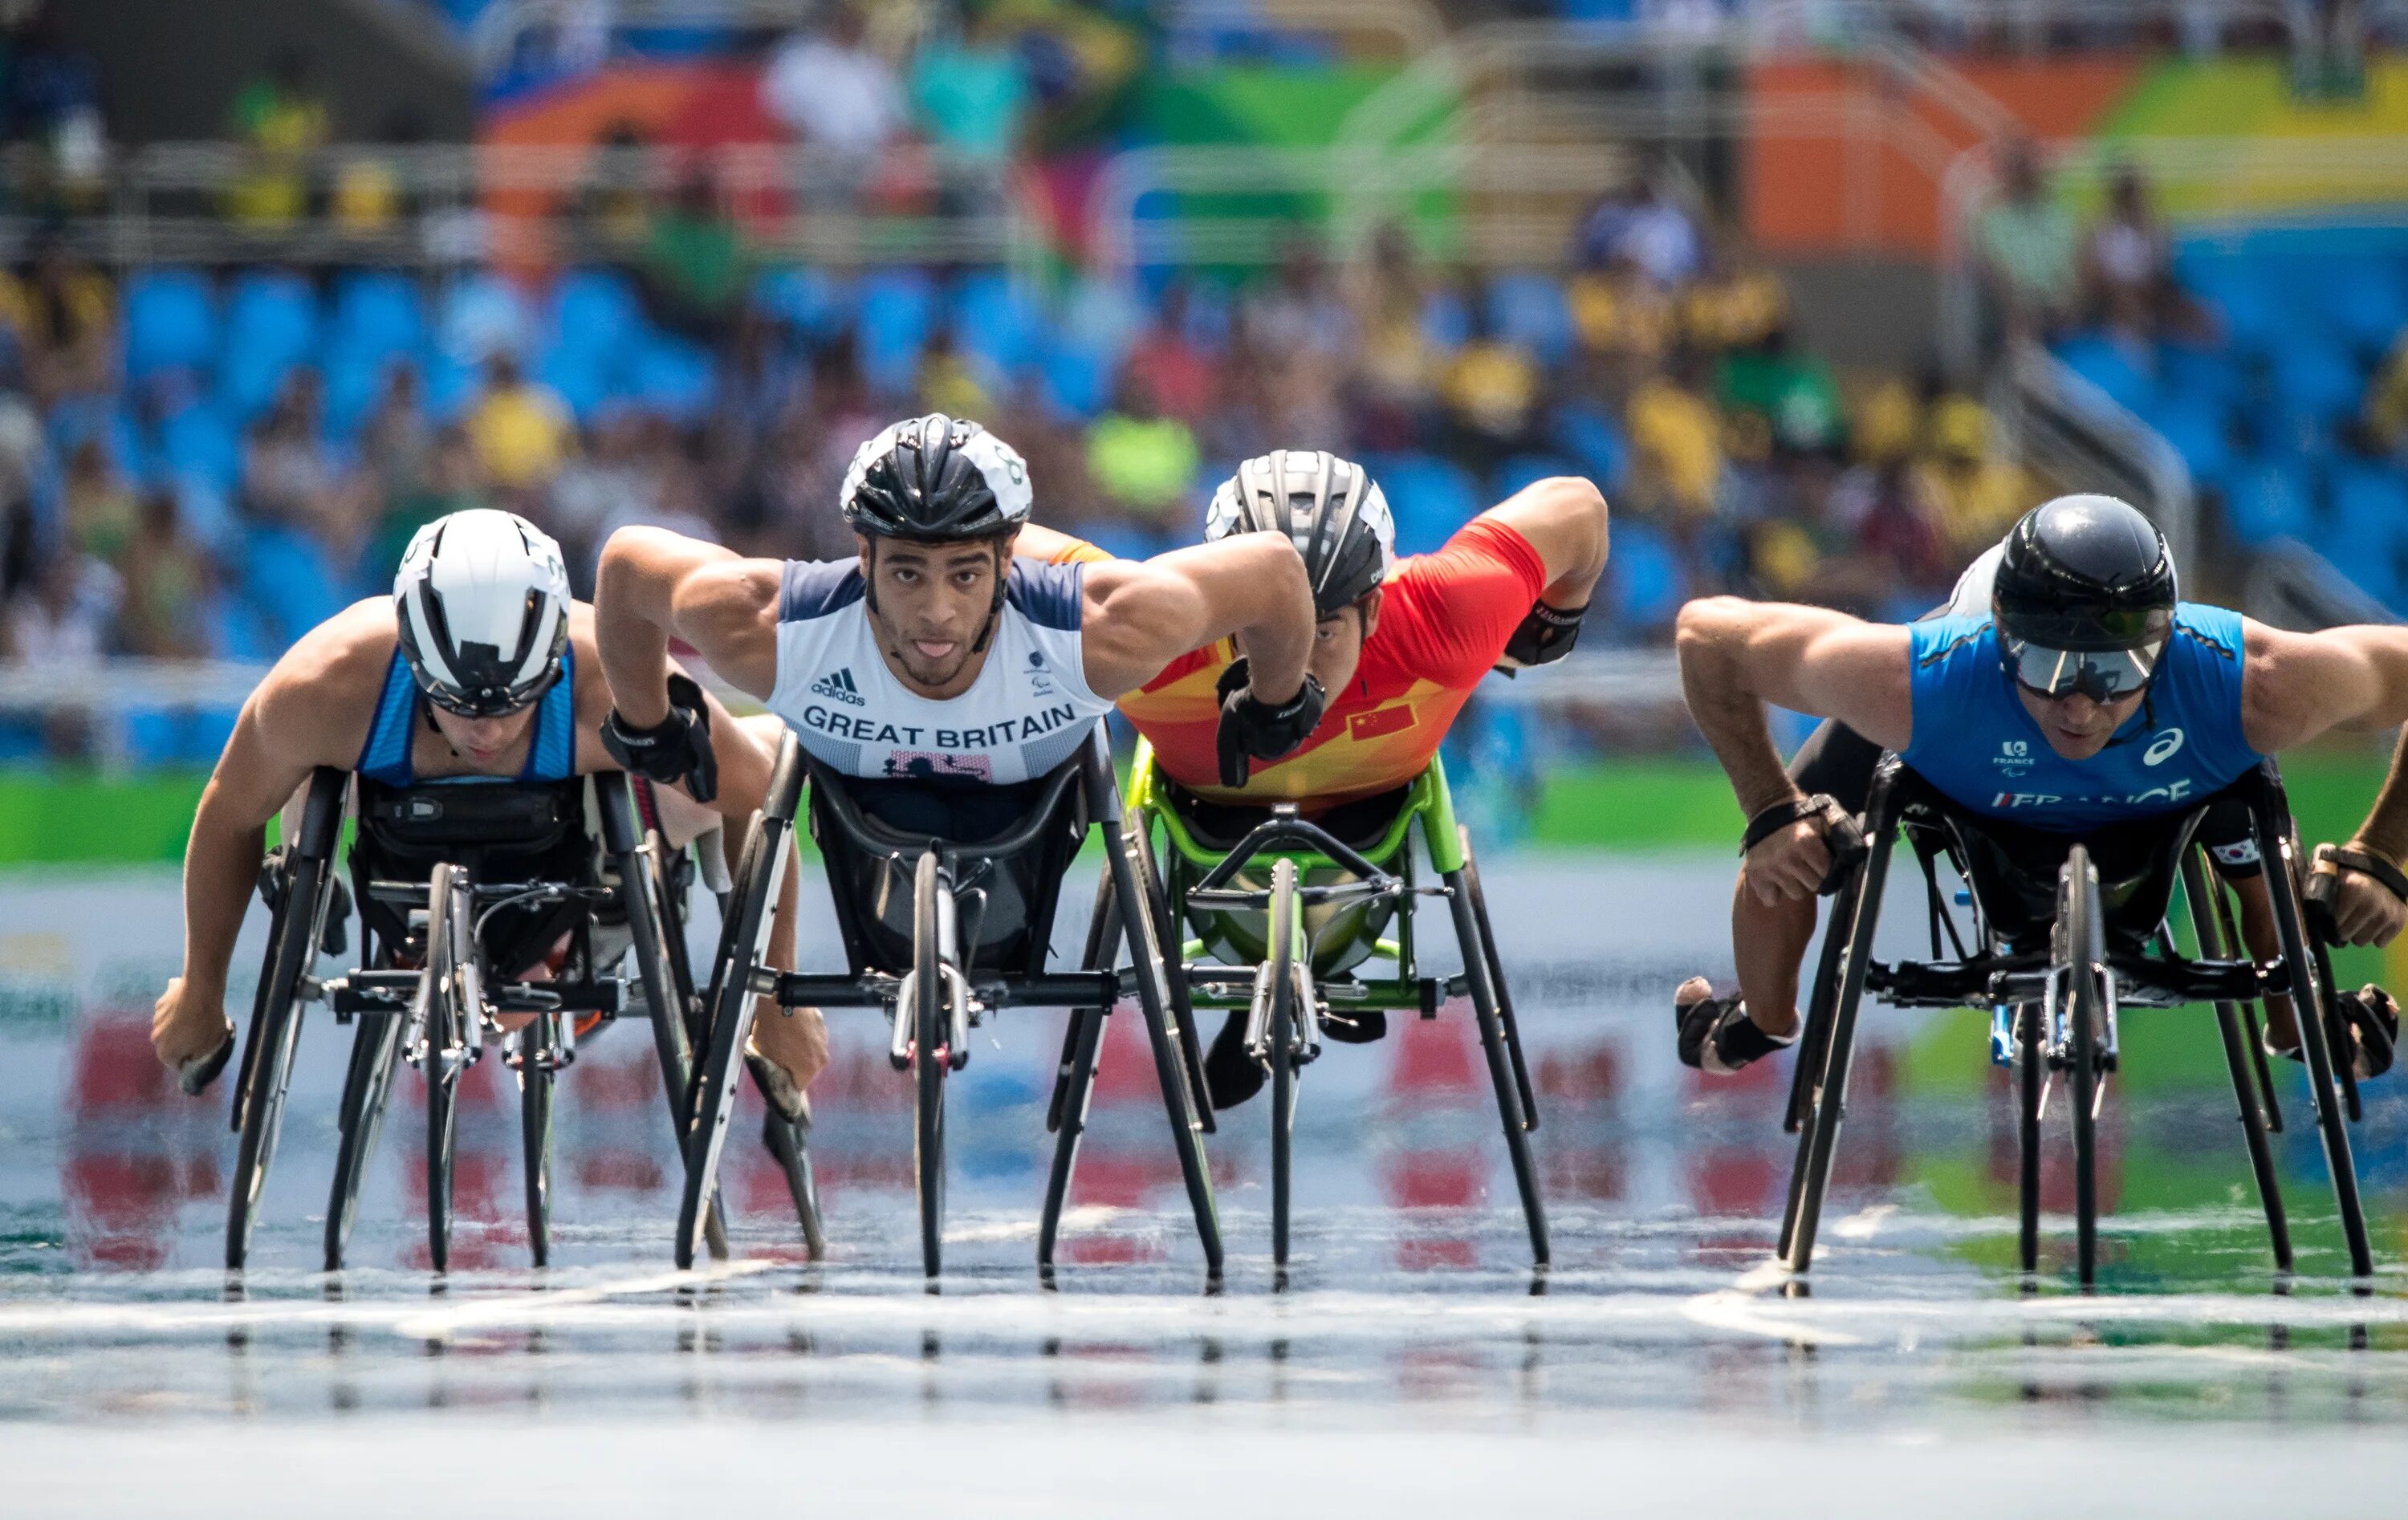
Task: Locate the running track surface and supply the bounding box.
[2,859,2403,1514]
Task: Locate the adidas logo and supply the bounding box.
[809,667,867,706]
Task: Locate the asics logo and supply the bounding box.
[809,667,867,706]
[2143,728,2185,766]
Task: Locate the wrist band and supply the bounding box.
[1742,795,1822,856]
[1527,601,1586,628]
[2317,843,2408,904]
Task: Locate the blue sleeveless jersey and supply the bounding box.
[1898,602,2258,833]
[356,644,579,786]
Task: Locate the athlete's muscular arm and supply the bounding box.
[155,604,386,1069]
[1677,599,1914,904]
[1481,475,1610,608]
[2244,620,2408,945]
[594,527,783,723]
[1008,522,1100,565]
[1078,534,1316,701]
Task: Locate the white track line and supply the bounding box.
[391,1260,774,1341]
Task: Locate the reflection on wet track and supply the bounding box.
[2,860,2404,1439]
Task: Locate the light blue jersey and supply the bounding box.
[1898,603,2258,832]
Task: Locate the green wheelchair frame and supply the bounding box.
[1092,741,1547,1270]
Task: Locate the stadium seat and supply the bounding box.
[241,524,346,652]
[1420,286,1470,352]
[754,266,852,343]
[1373,453,1483,555]
[2221,456,2315,547]
[2142,395,2235,491]
[2054,332,2156,416]
[629,334,717,422]
[122,268,219,381]
[1607,518,1685,635]
[2178,255,2288,356]
[1039,336,1116,421]
[547,267,642,368]
[2323,461,2408,608]
[950,268,1043,377]
[855,267,938,396]
[216,270,322,421]
[2308,254,2408,353]
[1487,272,1575,367]
[436,270,533,365]
[157,402,242,494]
[1496,453,1576,498]
[2268,336,2365,422]
[1550,401,1629,490]
[330,270,427,364]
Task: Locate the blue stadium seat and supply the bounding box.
[242,524,345,652]
[1496,453,1575,498]
[437,270,533,365]
[1487,272,1574,367]
[2054,332,2155,416]
[2156,339,2244,412]
[951,269,1043,377]
[534,342,610,425]
[2142,395,2234,491]
[419,347,481,423]
[630,334,718,422]
[548,267,642,366]
[1373,453,1483,555]
[2268,335,2365,421]
[1607,518,1684,636]
[2324,461,2408,608]
[856,267,938,396]
[331,270,427,364]
[2308,254,2408,352]
[216,270,322,421]
[2222,456,2315,547]
[1039,337,1115,421]
[1420,287,1470,352]
[1550,401,1629,490]
[158,403,241,493]
[123,268,219,381]
[2178,256,2288,356]
[754,266,853,342]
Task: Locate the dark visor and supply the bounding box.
[417,664,556,719]
[2005,636,2164,702]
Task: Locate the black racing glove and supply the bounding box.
[1494,600,1587,676]
[1214,657,1328,788]
[602,672,718,804]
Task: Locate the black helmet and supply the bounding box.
[1991,494,2178,701]
[840,413,1032,542]
[1205,450,1395,618]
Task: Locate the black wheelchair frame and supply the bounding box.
[1778,756,2374,1287]
[674,726,1223,1280]
[225,766,820,1271]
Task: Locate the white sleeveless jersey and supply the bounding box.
[765,558,1112,784]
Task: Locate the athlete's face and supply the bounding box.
[1304,590,1381,696]
[862,532,1010,695]
[426,701,540,769]
[2017,684,2146,761]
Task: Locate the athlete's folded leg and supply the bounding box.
[1202,1010,1263,1109]
[747,1002,830,1112]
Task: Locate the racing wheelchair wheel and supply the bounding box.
[423,864,479,1274]
[913,849,950,1280]
[1265,857,1301,1272]
[323,1006,406,1271]
[225,790,343,1270]
[519,1010,561,1268]
[674,754,799,1270]
[2060,844,2106,1289]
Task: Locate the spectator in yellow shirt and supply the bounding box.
[1086,372,1200,524]
[468,353,573,491]
[1914,392,2033,556]
[1626,357,1723,519]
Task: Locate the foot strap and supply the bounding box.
[1677,992,1795,1076]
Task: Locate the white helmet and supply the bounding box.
[393,509,571,717]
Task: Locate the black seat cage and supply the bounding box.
[1185,806,1409,916]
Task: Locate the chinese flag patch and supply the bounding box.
[1347,705,1415,741]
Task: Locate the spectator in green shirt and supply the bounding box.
[1977,139,2077,343]
[1086,370,1200,524]
[640,169,748,349]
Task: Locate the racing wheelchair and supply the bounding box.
[1044,742,1545,1272]
[226,766,822,1272]
[1777,755,2376,1288]
[675,726,1223,1279]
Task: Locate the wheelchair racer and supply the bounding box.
[151,509,822,1114]
[1674,493,2402,1081]
[1014,451,1612,1107]
[590,409,1323,890]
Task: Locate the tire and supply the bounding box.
[675,802,792,1269]
[323,1010,405,1271]
[520,1012,557,1268]
[1267,858,1300,1271]
[2062,844,2104,1289]
[226,847,331,1270]
[913,850,947,1280]
[2015,1001,2043,1276]
[618,827,727,1262]
[424,864,469,1275]
[1132,822,1211,1130]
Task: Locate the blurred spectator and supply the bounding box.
[640,169,748,350]
[0,238,113,401]
[244,371,352,547]
[2082,162,2175,336]
[1914,392,2034,558]
[1572,184,1638,272]
[1619,171,1703,289]
[118,488,213,659]
[1828,457,1949,600]
[1085,372,1199,525]
[1570,252,1673,384]
[1349,223,1437,434]
[762,6,905,186]
[2365,331,2408,459]
[550,406,656,580]
[332,106,428,240]
[1714,324,1844,457]
[1626,353,1723,522]
[1123,282,1218,425]
[1678,240,1788,355]
[225,47,330,228]
[357,364,433,498]
[916,327,996,421]
[1849,374,1923,468]
[909,8,1031,176]
[3,551,116,756]
[1439,300,1540,469]
[62,436,136,564]
[467,352,572,491]
[372,424,486,576]
[6,6,106,207]
[1977,140,2077,343]
[1244,233,1352,368]
[571,122,653,258]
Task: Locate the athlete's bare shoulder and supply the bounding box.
[249,598,398,766]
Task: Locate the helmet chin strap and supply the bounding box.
[970,541,1007,655]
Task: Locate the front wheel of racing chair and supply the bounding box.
[2060,845,2107,1287]
[421,863,478,1274]
[226,766,350,1270]
[675,740,803,1270]
[518,1006,564,1266]
[1263,858,1308,1271]
[911,849,952,1278]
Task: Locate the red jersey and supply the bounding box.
[1068,518,1548,807]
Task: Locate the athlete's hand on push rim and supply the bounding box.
[152,976,233,1070]
[2312,844,2408,948]
[1743,807,1834,906]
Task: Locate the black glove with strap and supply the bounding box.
[603,672,718,804]
[1742,792,1866,897]
[1494,600,1588,675]
[1214,657,1328,788]
[2307,842,2408,944]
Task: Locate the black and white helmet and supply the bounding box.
[1205,450,1394,618]
[393,508,571,717]
[840,413,1033,542]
